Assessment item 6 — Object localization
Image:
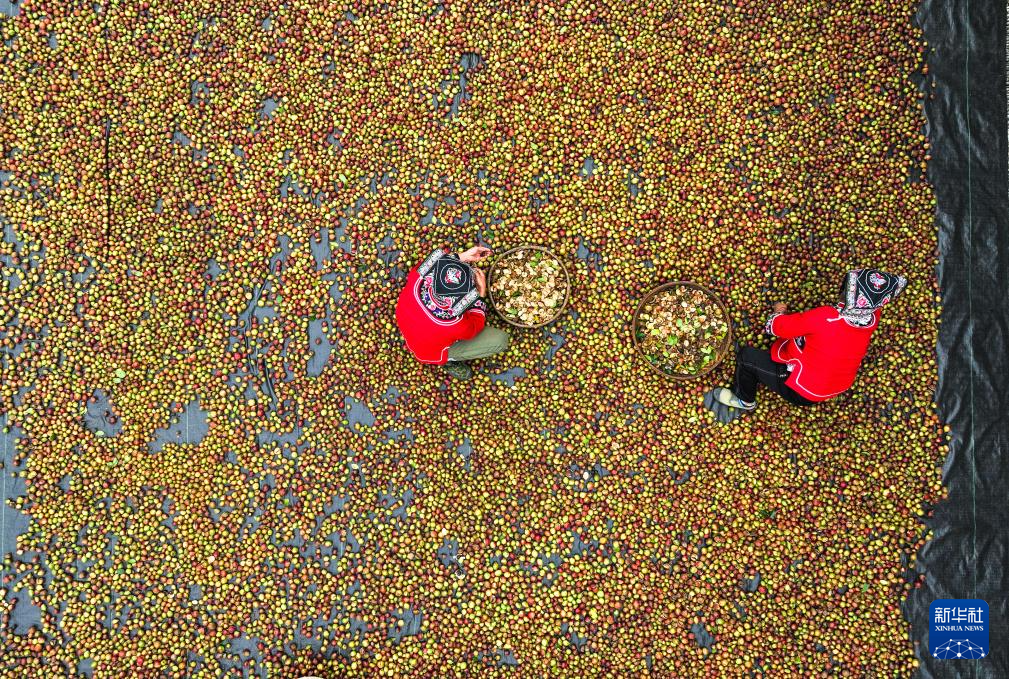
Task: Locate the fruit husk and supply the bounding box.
[488,245,571,329]
[631,281,733,380]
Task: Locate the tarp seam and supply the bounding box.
[965,2,977,618]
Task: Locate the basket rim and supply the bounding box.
[631,280,734,381]
[486,245,572,329]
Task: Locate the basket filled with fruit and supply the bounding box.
[632,281,733,379]
[487,245,571,328]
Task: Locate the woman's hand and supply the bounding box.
[473,267,487,296]
[772,302,788,314]
[459,246,492,263]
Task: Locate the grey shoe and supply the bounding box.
[443,361,473,380]
[714,387,756,411]
[703,388,745,424]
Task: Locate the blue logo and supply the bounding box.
[930,599,988,659]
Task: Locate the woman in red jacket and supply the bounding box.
[396,245,510,380]
[714,268,908,411]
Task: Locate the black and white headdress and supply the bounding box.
[839,268,908,327]
[417,248,480,317]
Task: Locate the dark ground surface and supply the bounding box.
[906,0,1009,675]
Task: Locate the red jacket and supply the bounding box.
[768,305,881,402]
[396,262,486,365]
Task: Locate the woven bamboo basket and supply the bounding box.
[487,245,571,329]
[631,281,733,380]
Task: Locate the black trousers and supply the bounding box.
[733,346,816,407]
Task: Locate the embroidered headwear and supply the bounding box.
[417,248,480,318]
[838,268,907,327]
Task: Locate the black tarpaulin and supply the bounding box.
[906,0,1009,676]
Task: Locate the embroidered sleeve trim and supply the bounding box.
[765,312,783,335]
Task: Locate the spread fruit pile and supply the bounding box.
[0,1,943,676]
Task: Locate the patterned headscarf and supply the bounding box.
[838,268,907,327]
[417,248,480,318]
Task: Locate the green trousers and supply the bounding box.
[446,327,510,361]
